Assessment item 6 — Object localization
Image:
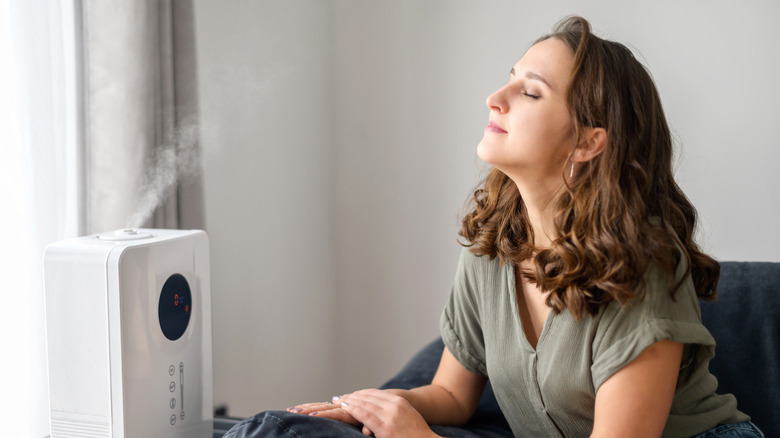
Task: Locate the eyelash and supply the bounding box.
[522,91,540,99]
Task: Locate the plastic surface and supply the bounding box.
[44,229,213,437]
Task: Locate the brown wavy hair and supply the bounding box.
[459,15,719,319]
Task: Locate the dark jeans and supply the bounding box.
[224,412,764,438]
[691,421,764,438]
[223,410,506,438]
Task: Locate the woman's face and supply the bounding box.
[477,37,575,187]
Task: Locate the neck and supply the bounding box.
[512,177,563,250]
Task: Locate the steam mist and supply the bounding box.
[126,123,201,228]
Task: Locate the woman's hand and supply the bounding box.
[287,389,437,437]
[286,400,361,427]
[285,347,483,436]
[338,389,439,438]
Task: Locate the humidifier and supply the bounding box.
[44,228,213,437]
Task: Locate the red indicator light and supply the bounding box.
[174,294,179,305]
[185,304,190,312]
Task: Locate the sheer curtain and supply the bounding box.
[82,0,204,232]
[0,0,203,435]
[0,0,81,436]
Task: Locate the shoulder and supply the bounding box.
[600,255,700,328]
[593,253,707,355]
[456,245,497,266]
[643,249,701,321]
[591,254,715,387]
[455,246,504,282]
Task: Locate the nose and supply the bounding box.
[486,85,508,114]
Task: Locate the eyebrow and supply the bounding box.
[509,67,553,90]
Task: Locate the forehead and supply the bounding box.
[512,38,574,91]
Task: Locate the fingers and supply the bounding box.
[311,407,363,426]
[338,389,430,437]
[288,390,431,437]
[341,388,401,410]
[286,401,337,415]
[338,390,393,428]
[287,399,362,427]
[338,389,392,420]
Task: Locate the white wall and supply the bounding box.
[194,0,340,415]
[195,0,780,417]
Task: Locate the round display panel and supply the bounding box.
[158,273,192,341]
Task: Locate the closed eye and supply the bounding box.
[522,91,540,99]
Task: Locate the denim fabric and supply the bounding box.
[223,411,365,438]
[692,421,765,438]
[223,412,766,438]
[222,410,508,438]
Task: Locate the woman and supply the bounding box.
[239,16,763,438]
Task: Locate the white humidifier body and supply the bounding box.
[44,229,213,438]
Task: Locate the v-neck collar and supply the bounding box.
[506,262,555,352]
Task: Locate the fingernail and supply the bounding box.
[288,407,302,413]
[332,395,341,402]
[340,401,348,407]
[309,411,318,416]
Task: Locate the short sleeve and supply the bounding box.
[440,248,488,377]
[590,261,716,392]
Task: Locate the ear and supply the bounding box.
[573,127,607,163]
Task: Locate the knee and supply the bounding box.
[224,411,301,438]
[224,410,363,438]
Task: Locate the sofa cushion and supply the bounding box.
[700,261,779,438]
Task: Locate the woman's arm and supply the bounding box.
[402,346,488,425]
[591,339,683,438]
[289,346,487,437]
[338,346,486,437]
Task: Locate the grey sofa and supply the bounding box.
[217,261,778,437]
[699,262,778,437]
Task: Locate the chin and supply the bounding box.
[477,143,510,170]
[476,140,495,165]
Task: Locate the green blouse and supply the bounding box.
[440,247,749,437]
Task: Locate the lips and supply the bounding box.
[485,121,507,134]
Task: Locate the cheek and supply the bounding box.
[539,110,575,151]
[527,108,571,137]
[505,114,555,154]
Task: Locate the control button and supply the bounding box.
[169,365,175,376]
[98,229,154,241]
[170,414,177,425]
[169,381,176,392]
[170,398,176,409]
